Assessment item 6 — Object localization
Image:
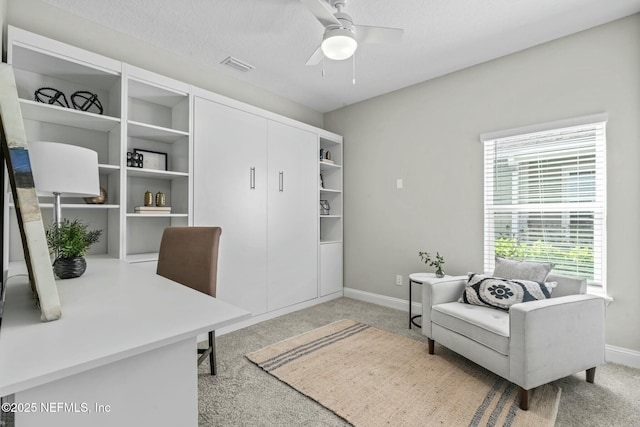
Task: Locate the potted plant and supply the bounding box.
[46,218,102,279]
[418,251,445,278]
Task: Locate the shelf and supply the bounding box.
[126,213,188,218]
[10,202,119,210]
[99,164,120,174]
[127,167,188,180]
[320,215,342,218]
[128,78,188,107]
[320,161,341,170]
[320,188,342,194]
[320,137,342,147]
[126,252,159,263]
[128,120,189,143]
[320,240,343,245]
[12,41,121,90]
[20,99,120,132]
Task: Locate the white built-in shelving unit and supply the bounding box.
[2,26,344,308]
[123,66,192,262]
[319,135,343,242]
[319,133,343,296]
[3,26,192,265]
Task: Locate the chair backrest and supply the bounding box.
[547,273,587,297]
[156,226,222,297]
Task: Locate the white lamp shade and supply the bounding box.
[28,141,100,197]
[321,28,358,60]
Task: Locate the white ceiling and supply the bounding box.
[41,0,640,113]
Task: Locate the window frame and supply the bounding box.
[481,113,607,289]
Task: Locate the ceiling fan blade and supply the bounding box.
[305,45,325,66]
[300,0,341,27]
[355,25,404,44]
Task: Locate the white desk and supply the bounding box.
[0,258,250,427]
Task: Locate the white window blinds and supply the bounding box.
[482,115,606,285]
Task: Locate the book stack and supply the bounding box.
[134,206,172,214]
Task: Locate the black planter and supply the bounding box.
[53,256,87,279]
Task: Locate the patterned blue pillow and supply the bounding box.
[459,274,556,311]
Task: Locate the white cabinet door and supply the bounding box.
[320,242,343,296]
[193,98,268,316]
[267,121,318,311]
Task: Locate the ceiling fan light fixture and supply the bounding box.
[321,27,358,60]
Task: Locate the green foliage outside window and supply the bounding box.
[494,237,594,279]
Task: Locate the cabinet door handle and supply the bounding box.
[250,167,256,190]
[279,171,284,192]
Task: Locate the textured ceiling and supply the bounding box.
[41,0,640,113]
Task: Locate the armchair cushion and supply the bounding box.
[460,274,556,311]
[493,257,554,282]
[433,302,510,355]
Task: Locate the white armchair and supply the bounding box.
[421,273,606,410]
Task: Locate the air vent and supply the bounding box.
[220,56,255,73]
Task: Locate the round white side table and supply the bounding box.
[408,272,439,329]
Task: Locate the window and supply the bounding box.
[481,114,606,286]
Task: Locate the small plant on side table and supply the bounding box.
[418,251,445,278]
[46,218,102,279]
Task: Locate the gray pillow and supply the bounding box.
[493,257,554,282]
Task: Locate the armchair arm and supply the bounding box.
[509,294,606,390]
[421,276,467,338]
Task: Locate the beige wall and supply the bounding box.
[4,0,323,127]
[325,14,640,352]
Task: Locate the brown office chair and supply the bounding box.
[157,226,222,376]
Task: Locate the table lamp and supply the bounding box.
[28,141,100,228]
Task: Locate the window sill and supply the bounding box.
[587,284,613,305]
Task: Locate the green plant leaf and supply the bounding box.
[46,218,103,259]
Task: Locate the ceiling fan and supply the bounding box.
[301,0,404,65]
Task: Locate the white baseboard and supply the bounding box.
[605,345,640,369]
[344,287,422,313]
[345,287,640,370]
[214,290,344,337]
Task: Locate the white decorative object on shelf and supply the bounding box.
[134,206,172,214]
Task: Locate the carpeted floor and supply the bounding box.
[198,297,640,427]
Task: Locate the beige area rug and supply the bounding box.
[246,319,560,427]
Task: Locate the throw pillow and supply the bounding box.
[493,256,554,282]
[459,274,556,311]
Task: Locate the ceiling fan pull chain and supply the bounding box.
[352,54,356,85]
[322,57,326,77]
